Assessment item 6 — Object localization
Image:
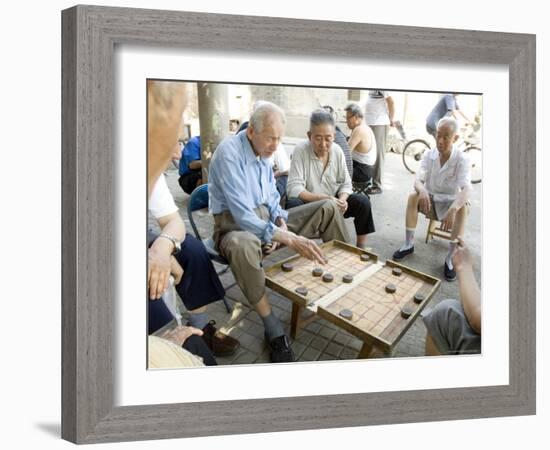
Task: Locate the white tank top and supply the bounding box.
[352,148,376,165]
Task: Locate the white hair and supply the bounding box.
[437,116,459,134]
[344,102,364,119]
[249,101,286,133]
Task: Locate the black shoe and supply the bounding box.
[444,261,457,282]
[200,320,241,357]
[367,186,382,195]
[392,246,414,260]
[266,334,295,363]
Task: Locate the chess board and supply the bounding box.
[265,240,378,307]
[265,240,441,354]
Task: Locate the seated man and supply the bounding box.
[344,103,378,193]
[423,237,481,355]
[286,109,375,249]
[209,101,350,363]
[238,101,290,198]
[177,136,203,195]
[392,117,472,281]
[148,174,240,358]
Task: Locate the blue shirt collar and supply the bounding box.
[239,130,268,166]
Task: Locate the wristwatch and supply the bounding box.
[158,234,181,255]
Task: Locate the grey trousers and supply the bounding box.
[423,299,481,355]
[213,199,350,307]
[370,125,388,189]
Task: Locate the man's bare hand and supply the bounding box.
[288,235,327,265]
[451,237,473,274]
[148,243,172,300]
[418,191,431,215]
[441,208,457,232]
[160,326,203,346]
[171,257,184,285]
[335,198,348,214]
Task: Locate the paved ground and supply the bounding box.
[160,151,481,364]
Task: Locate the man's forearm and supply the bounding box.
[414,180,428,195]
[450,187,470,211]
[298,190,330,203]
[338,192,350,202]
[386,97,395,123]
[457,267,481,333]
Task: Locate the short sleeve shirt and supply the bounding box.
[364,90,390,126]
[416,146,471,203]
[149,175,178,218]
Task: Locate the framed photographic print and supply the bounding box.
[62,5,535,444]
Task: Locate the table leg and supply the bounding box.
[358,341,375,359]
[290,303,300,339]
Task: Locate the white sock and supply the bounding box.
[400,228,415,251]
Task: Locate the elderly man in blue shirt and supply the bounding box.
[209,101,350,363]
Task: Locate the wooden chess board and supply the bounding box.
[265,240,441,356]
[265,240,378,307]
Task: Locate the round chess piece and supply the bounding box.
[413,293,425,304]
[360,254,370,262]
[322,273,334,283]
[312,267,323,277]
[342,274,354,283]
[392,267,403,277]
[281,263,294,272]
[401,306,414,319]
[295,286,308,296]
[385,283,397,294]
[339,309,353,320]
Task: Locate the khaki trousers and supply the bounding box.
[213,199,350,307]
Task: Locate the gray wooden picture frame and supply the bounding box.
[61,5,536,444]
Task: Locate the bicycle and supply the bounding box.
[400,122,482,184]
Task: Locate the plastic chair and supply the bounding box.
[187,184,233,313]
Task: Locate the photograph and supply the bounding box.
[146,80,483,368]
[57,4,537,444]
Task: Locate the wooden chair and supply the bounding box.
[425,218,453,243]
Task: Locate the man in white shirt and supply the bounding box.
[286,109,375,248]
[148,175,240,358]
[364,90,395,194]
[392,117,472,282]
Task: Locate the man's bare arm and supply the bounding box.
[452,239,481,334]
[347,127,362,151]
[386,96,395,125]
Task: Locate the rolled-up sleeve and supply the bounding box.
[286,145,307,199]
[456,153,472,190]
[416,151,431,183]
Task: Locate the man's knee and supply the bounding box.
[224,232,262,265]
[456,204,469,217]
[424,298,462,343]
[351,193,371,211]
[407,192,419,205]
[320,198,339,215]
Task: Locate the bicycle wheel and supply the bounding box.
[464,145,482,184]
[402,139,430,174]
